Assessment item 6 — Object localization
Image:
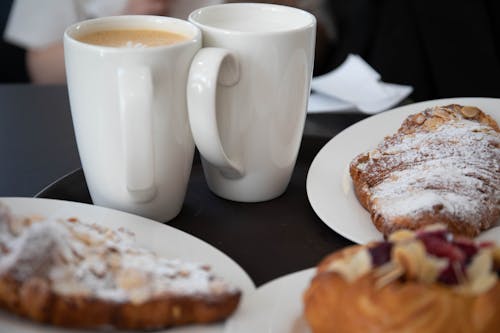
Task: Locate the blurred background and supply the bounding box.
[1,0,28,83]
[2,0,500,102]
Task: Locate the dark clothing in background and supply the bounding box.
[0,0,28,83]
[2,0,500,97]
[0,43,27,83]
[326,0,500,101]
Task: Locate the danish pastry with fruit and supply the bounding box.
[303,225,500,333]
[0,202,241,329]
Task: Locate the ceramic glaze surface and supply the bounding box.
[188,4,316,202]
[64,16,201,221]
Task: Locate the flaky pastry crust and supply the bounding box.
[0,274,240,330]
[350,104,500,237]
[0,203,241,330]
[303,246,500,333]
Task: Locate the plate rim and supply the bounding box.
[1,196,255,288]
[34,168,83,199]
[225,267,315,333]
[306,97,500,244]
[0,196,256,333]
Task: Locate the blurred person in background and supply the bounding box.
[2,0,334,84]
[3,0,221,84]
[3,0,500,102]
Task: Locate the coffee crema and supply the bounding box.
[76,29,188,48]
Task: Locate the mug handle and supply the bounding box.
[117,66,156,202]
[187,47,243,179]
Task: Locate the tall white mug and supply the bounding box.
[187,4,316,202]
[64,16,201,221]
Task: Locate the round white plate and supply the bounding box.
[225,268,315,333]
[306,97,500,244]
[0,197,255,333]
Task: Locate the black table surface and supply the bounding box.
[0,83,369,287]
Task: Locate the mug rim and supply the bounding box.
[64,15,201,53]
[188,3,316,36]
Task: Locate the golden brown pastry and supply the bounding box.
[0,202,240,330]
[350,104,500,237]
[303,225,500,333]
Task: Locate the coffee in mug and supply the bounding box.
[76,29,189,48]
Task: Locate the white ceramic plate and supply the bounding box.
[0,197,255,333]
[225,268,315,333]
[306,97,500,244]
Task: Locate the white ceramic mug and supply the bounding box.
[64,16,201,221]
[187,4,316,202]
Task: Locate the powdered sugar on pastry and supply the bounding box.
[350,105,500,236]
[372,121,497,220]
[0,203,238,304]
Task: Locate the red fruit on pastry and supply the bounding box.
[304,224,500,333]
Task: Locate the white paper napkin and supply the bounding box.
[308,54,413,114]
